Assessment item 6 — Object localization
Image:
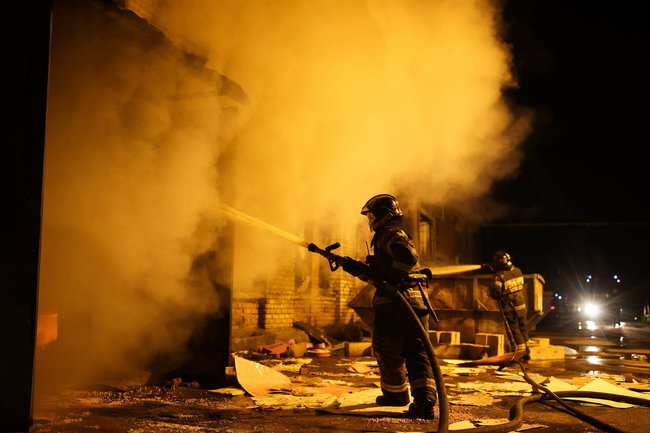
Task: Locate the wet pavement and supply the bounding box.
[31,322,650,433]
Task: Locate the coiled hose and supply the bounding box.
[394,291,650,433]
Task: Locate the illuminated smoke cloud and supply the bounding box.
[37,1,225,387]
[36,0,529,389]
[151,0,529,224]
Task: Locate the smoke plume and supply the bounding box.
[36,0,528,391]
[36,0,227,389]
[151,0,529,225]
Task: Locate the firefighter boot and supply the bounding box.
[375,392,409,406]
[407,402,436,419]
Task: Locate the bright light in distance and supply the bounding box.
[584,346,599,352]
[577,306,582,312]
[585,320,598,331]
[586,356,602,365]
[584,303,600,317]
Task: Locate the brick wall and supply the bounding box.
[231,299,261,328]
[261,250,295,329]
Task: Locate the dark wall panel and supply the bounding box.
[0,3,51,432]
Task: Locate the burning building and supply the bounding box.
[2,0,536,431]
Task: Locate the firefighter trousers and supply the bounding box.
[372,302,437,406]
[502,290,529,352]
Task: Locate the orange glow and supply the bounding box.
[36,314,58,347]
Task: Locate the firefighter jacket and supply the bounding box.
[367,223,428,310]
[490,266,527,312]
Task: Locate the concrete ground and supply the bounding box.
[30,322,650,433]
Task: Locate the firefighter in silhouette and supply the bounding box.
[489,250,530,357]
[361,194,437,419]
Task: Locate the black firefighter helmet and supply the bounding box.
[492,250,513,271]
[361,194,403,231]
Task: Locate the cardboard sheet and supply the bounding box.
[253,393,339,409]
[233,355,292,397]
[543,376,578,393]
[208,387,245,396]
[457,380,532,394]
[564,377,650,408]
[449,392,501,406]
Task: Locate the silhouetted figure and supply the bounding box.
[362,194,436,419]
[489,250,530,358]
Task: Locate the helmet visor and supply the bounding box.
[366,213,376,231]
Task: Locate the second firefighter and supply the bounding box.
[488,250,530,357]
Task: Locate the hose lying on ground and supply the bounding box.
[394,291,650,433]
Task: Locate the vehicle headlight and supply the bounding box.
[584,303,600,317]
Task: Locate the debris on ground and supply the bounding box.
[294,321,337,346]
[276,357,314,372]
[620,381,650,391]
[233,355,292,396]
[257,339,313,358]
[449,420,476,430]
[347,362,372,374]
[315,388,413,416]
[572,372,626,385]
[253,383,383,411]
[291,382,370,397]
[165,377,201,389]
[564,377,650,408]
[544,376,577,392]
[448,392,501,406]
[306,347,332,358]
[251,356,314,373]
[30,341,650,433]
[456,380,532,395]
[258,340,292,357]
[454,351,527,365]
[448,418,547,431]
[494,370,547,384]
[253,393,340,409]
[474,418,546,431]
[441,366,488,376]
[231,353,378,410]
[208,387,245,396]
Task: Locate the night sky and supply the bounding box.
[480,1,649,313]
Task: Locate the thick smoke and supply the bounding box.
[36,0,227,389]
[151,0,529,227]
[36,0,528,391]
